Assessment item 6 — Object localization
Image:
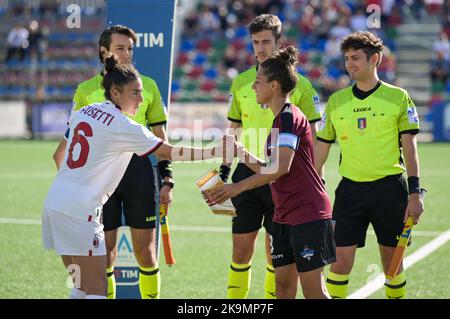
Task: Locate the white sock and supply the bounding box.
[85,294,107,299]
[69,288,86,299]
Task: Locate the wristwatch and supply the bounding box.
[163,181,175,189]
[410,187,427,200]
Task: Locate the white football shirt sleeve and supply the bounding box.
[118,118,163,156]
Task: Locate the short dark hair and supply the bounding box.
[260,46,298,94]
[248,14,282,41]
[102,54,140,101]
[98,25,137,63]
[341,31,384,63]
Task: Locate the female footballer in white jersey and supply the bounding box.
[42,55,231,298]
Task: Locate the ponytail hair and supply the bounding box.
[260,46,298,94]
[102,54,140,101]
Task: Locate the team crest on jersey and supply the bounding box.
[300,245,315,261]
[93,235,99,249]
[357,117,367,130]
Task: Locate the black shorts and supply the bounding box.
[333,174,408,248]
[271,219,336,273]
[231,163,274,234]
[103,154,158,231]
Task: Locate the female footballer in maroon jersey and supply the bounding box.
[206,46,336,299]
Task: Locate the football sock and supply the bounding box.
[385,271,406,299]
[326,271,349,299]
[85,294,107,299]
[139,266,160,299]
[106,266,116,299]
[264,264,276,299]
[69,287,86,299]
[227,261,251,299]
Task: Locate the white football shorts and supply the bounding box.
[42,208,106,256]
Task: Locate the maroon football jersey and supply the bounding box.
[266,103,332,225]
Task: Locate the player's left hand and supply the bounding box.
[204,183,241,205]
[160,185,173,207]
[404,193,424,225]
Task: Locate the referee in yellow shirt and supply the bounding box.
[314,31,425,299]
[220,14,322,299]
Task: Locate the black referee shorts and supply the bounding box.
[333,174,408,248]
[231,163,274,234]
[103,154,158,231]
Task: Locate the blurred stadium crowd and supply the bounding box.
[0,0,448,105]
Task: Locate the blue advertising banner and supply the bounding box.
[106,0,177,299]
[107,0,176,107]
[32,103,71,137]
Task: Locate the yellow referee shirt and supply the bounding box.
[317,81,420,182]
[72,73,167,127]
[227,66,322,159]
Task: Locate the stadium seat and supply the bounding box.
[171,81,181,94]
[181,39,195,52]
[200,79,217,92]
[193,53,207,66]
[204,67,218,80]
[187,65,204,79]
[197,39,212,52]
[176,52,189,66]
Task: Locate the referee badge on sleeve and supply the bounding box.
[407,107,419,124]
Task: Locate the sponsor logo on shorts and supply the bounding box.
[271,254,284,260]
[300,245,315,261]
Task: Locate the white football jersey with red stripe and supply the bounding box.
[44,101,163,221]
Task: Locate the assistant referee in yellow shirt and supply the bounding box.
[314,31,425,299]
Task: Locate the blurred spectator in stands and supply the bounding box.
[299,4,319,35]
[5,22,29,63]
[223,46,238,69]
[325,34,341,65]
[27,20,46,62]
[11,0,26,16]
[182,10,199,39]
[387,5,403,26]
[378,47,397,83]
[198,3,221,37]
[330,17,352,40]
[405,0,425,21]
[430,51,449,87]
[39,0,58,19]
[433,31,450,61]
[336,74,351,91]
[350,7,368,31]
